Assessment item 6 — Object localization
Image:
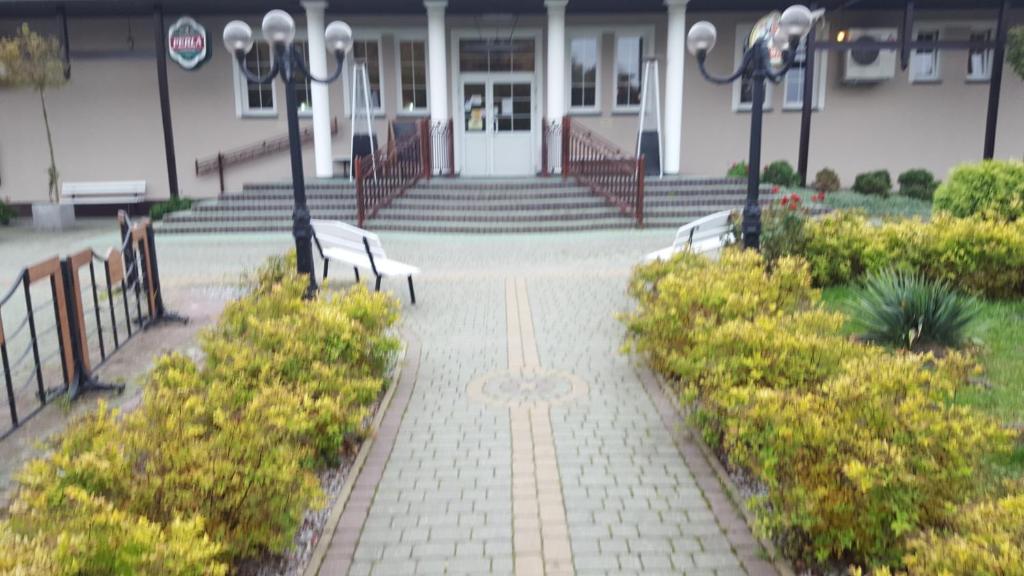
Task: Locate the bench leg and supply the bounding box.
[354,267,360,283]
[374,276,382,292]
[322,259,330,283]
[407,276,416,305]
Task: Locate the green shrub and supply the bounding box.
[2,255,402,570]
[149,197,194,221]
[624,249,817,374]
[762,160,799,187]
[897,169,939,200]
[802,212,1024,298]
[1009,27,1024,80]
[727,161,749,178]
[853,170,893,197]
[813,168,841,194]
[820,190,932,219]
[897,494,1024,575]
[720,353,1012,568]
[847,269,979,350]
[760,204,809,265]
[933,160,1024,221]
[0,199,15,225]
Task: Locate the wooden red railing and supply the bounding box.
[561,116,645,226]
[355,119,429,226]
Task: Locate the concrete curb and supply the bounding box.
[632,359,796,576]
[302,341,408,576]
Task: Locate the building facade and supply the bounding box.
[0,0,1021,207]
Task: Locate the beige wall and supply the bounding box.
[1,8,1022,206]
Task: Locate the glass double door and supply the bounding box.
[462,76,534,176]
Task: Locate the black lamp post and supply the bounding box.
[223,11,352,293]
[686,6,814,250]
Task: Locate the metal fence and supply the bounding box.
[355,122,427,226]
[562,116,645,226]
[0,211,175,440]
[429,119,455,177]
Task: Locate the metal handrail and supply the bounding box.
[195,117,339,193]
[562,117,645,226]
[355,120,429,226]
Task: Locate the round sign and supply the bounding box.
[168,16,210,70]
[747,12,785,67]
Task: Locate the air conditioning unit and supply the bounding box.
[843,28,898,83]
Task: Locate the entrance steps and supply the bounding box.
[157,176,773,234]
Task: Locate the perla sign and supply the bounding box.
[168,16,210,70]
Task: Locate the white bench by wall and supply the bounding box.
[311,219,421,304]
[61,181,147,205]
[644,210,736,262]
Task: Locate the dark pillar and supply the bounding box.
[58,6,70,79]
[743,43,766,251]
[281,47,318,295]
[984,0,1010,160]
[900,0,915,70]
[797,25,816,188]
[153,6,181,199]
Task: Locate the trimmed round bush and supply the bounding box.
[813,168,841,194]
[1010,26,1024,80]
[933,160,1024,221]
[762,160,799,187]
[897,168,939,200]
[853,170,892,196]
[727,161,749,178]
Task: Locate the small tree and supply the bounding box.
[1010,27,1024,81]
[0,24,67,202]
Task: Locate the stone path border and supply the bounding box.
[633,361,790,576]
[313,337,422,575]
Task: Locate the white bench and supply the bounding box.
[311,220,420,304]
[644,210,735,263]
[61,181,147,205]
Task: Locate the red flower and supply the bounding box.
[780,196,789,206]
[772,186,780,195]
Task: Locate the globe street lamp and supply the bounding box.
[224,11,353,293]
[687,5,813,250]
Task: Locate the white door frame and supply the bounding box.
[460,73,537,176]
[449,27,545,176]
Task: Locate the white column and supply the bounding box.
[545,0,569,123]
[664,0,688,175]
[425,0,449,124]
[303,0,333,178]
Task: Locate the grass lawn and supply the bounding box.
[790,189,933,220]
[822,286,1024,473]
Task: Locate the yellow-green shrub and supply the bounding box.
[934,160,1024,221]
[624,249,817,373]
[719,354,1013,568]
[900,494,1024,575]
[803,212,1024,297]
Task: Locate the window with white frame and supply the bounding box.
[350,39,383,112]
[734,25,772,111]
[398,39,428,112]
[783,38,826,110]
[967,29,993,81]
[238,41,276,115]
[614,35,644,109]
[910,29,940,82]
[569,35,599,111]
[292,42,313,114]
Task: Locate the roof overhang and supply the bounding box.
[0,0,1014,19]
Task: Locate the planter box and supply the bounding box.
[32,203,76,231]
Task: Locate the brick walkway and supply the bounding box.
[319,231,776,576]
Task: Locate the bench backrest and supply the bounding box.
[672,210,734,250]
[62,181,147,197]
[311,220,387,260]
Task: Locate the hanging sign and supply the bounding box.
[167,16,209,70]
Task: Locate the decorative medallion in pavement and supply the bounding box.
[468,367,588,408]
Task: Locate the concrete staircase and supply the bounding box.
[157,176,773,234]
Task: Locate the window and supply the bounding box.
[292,42,313,114]
[783,38,826,110]
[569,36,598,111]
[614,35,643,109]
[238,41,276,116]
[458,39,535,73]
[398,39,428,112]
[967,29,993,81]
[734,25,772,111]
[351,39,383,111]
[910,29,940,82]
